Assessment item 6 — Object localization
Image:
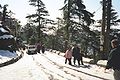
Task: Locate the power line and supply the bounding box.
[92,6,102,14]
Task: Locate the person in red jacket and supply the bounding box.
[64,47,72,65]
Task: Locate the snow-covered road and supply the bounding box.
[0,51,114,80]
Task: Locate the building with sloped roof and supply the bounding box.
[0,26,18,52]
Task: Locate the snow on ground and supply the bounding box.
[0,52,49,80]
[0,50,18,63]
[0,51,114,80]
[0,50,17,58]
[34,51,114,80]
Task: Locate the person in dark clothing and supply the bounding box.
[72,44,84,66]
[41,44,45,54]
[105,39,120,80]
[36,41,41,53]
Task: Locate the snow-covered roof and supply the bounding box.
[0,27,9,33]
[0,26,14,39]
[0,34,14,39]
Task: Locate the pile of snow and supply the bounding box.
[0,50,17,58]
[97,60,107,67]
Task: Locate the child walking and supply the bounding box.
[64,47,72,65]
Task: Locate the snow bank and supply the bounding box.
[0,50,17,58]
[97,60,107,67]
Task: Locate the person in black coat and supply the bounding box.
[41,44,45,54]
[72,44,84,66]
[105,39,120,80]
[36,41,41,54]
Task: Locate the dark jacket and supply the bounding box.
[72,47,82,60]
[41,46,45,53]
[106,45,120,70]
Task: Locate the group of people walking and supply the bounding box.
[32,39,120,80]
[64,44,84,66]
[64,39,120,80]
[35,41,45,54]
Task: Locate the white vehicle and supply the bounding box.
[27,45,37,55]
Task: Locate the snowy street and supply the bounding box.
[0,51,114,80]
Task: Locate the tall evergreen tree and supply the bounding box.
[61,0,94,50]
[100,0,120,59]
[26,0,49,41]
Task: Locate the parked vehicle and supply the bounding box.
[27,45,37,55]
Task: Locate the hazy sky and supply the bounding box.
[0,0,120,26]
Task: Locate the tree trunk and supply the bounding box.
[38,1,41,41]
[100,0,112,59]
[105,0,112,57]
[64,0,71,51]
[100,0,107,59]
